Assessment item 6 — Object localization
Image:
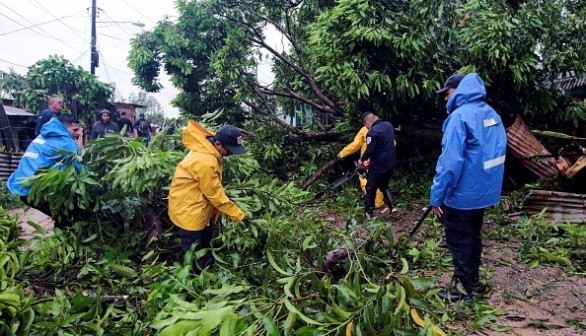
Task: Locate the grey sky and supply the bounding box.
[0,0,180,117]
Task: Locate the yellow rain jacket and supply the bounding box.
[168,121,245,231]
[338,126,385,208]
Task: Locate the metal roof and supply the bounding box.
[3,105,35,117]
[522,190,586,223]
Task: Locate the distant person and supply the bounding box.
[34,95,63,136]
[431,73,507,302]
[116,111,134,137]
[162,117,176,135]
[134,113,153,145]
[91,109,120,139]
[337,126,386,211]
[7,114,81,228]
[357,112,397,218]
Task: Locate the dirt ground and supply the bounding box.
[10,205,586,335]
[321,203,586,335]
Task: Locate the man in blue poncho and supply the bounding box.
[7,113,81,228]
[430,73,507,302]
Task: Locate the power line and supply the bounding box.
[101,11,133,38]
[0,4,84,52]
[26,0,87,40]
[120,0,157,25]
[0,58,27,68]
[0,14,77,36]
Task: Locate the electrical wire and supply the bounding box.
[0,57,27,68]
[27,0,87,40]
[0,4,84,52]
[101,11,133,38]
[0,14,78,36]
[120,0,157,25]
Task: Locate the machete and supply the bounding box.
[409,206,432,237]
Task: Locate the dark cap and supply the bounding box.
[139,112,145,117]
[215,124,246,155]
[99,109,111,116]
[436,73,465,94]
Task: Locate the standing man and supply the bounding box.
[7,114,81,228]
[431,73,507,302]
[357,112,397,218]
[337,126,386,211]
[168,122,246,270]
[116,111,134,137]
[91,109,120,139]
[34,95,63,136]
[134,113,153,145]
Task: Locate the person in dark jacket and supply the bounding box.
[431,73,507,302]
[116,111,134,137]
[91,109,120,139]
[357,112,397,217]
[34,95,63,136]
[134,113,153,145]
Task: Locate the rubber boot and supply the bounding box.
[437,275,473,303]
[471,269,487,294]
[382,189,395,209]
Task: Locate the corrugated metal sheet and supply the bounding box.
[0,152,22,181]
[551,76,586,91]
[506,115,560,178]
[522,190,586,223]
[3,106,35,117]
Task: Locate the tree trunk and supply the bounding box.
[302,158,339,190]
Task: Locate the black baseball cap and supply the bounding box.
[436,73,465,94]
[215,125,246,155]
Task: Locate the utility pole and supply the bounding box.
[90,0,98,75]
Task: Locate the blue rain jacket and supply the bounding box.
[430,73,507,209]
[7,118,80,196]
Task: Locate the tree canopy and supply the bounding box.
[1,55,114,119]
[128,0,586,133]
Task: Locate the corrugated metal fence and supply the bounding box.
[0,153,22,181]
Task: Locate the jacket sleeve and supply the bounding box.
[338,128,365,158]
[360,129,377,162]
[34,111,50,136]
[199,163,245,223]
[90,123,99,140]
[430,113,467,207]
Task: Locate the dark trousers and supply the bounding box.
[364,169,395,215]
[178,226,214,268]
[442,206,485,282]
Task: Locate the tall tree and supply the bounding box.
[1,56,114,119]
[128,91,165,125]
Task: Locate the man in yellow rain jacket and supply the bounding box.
[169,122,246,266]
[337,126,386,210]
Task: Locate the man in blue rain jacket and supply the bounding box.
[7,114,81,228]
[430,73,507,302]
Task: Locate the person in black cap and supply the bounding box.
[357,112,397,218]
[430,73,507,302]
[168,122,247,271]
[436,73,466,104]
[90,109,120,139]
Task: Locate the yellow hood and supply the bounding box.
[182,121,221,160]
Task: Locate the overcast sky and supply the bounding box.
[0,0,181,117]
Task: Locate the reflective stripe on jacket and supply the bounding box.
[168,121,245,231]
[430,73,507,209]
